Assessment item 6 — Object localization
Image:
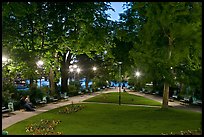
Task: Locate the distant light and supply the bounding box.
[70,68,74,72]
[135,71,140,77]
[37,60,44,66]
[93,66,97,71]
[76,68,81,73]
[2,56,8,62]
[146,83,153,86]
[170,67,173,69]
[73,64,77,69]
[118,62,122,65]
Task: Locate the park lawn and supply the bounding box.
[84,92,161,106]
[5,103,201,135]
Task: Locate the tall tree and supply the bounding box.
[2,2,115,94]
[121,2,202,108]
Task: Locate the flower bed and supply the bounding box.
[25,119,62,135]
[58,103,85,114]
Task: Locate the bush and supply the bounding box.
[29,86,45,104]
[68,84,79,97]
[2,81,18,106]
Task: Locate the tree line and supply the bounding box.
[2,2,202,108]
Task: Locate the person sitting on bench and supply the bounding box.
[20,96,35,111]
[25,95,36,108]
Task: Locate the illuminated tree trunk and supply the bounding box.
[162,34,174,108]
[60,51,72,93]
[162,82,169,108]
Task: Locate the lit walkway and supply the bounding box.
[127,91,202,113]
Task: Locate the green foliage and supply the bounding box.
[2,2,115,95]
[40,86,50,95]
[67,82,81,96]
[29,85,45,103]
[92,77,107,89]
[120,2,201,99]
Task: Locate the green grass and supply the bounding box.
[5,103,201,135]
[84,92,161,106]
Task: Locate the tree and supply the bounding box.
[2,2,115,94]
[121,2,202,108]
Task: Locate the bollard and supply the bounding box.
[8,102,14,112]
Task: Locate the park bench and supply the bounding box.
[192,97,202,106]
[60,92,69,100]
[2,106,11,113]
[180,97,190,105]
[35,96,47,104]
[49,96,58,103]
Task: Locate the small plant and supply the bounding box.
[25,119,62,135]
[58,103,85,114]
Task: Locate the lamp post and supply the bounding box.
[92,66,97,92]
[135,71,141,91]
[118,62,122,105]
[93,66,97,71]
[69,65,80,86]
[76,68,81,80]
[36,60,44,88]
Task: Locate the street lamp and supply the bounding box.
[76,68,81,74]
[36,60,44,88]
[92,66,97,92]
[69,65,80,81]
[2,56,8,63]
[93,66,97,71]
[135,71,141,91]
[118,62,122,105]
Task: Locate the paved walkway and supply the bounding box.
[2,89,116,130]
[128,91,202,113]
[2,88,202,130]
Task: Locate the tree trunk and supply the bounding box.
[161,32,174,108]
[61,59,69,93]
[85,77,89,90]
[29,77,34,88]
[49,67,55,94]
[60,51,72,93]
[162,82,169,108]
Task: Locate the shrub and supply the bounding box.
[29,86,45,104]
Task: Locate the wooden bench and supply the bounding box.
[35,96,47,104]
[60,93,69,100]
[2,106,11,113]
[180,98,189,105]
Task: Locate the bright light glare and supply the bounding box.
[76,68,81,73]
[73,64,77,69]
[2,56,8,62]
[37,60,44,66]
[135,71,140,77]
[93,66,97,71]
[70,68,74,72]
